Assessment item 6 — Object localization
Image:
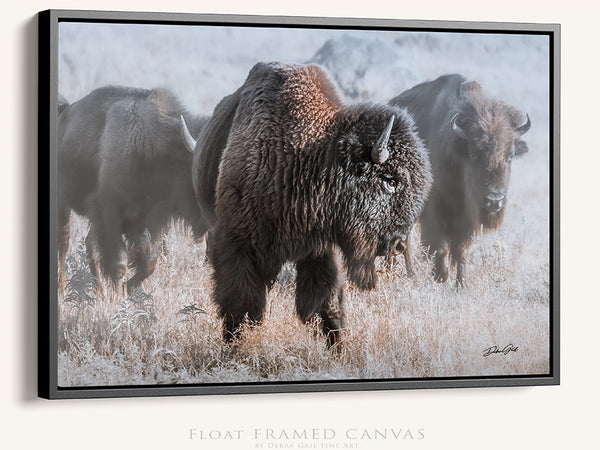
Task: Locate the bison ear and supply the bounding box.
[336,132,361,154]
[335,132,362,168]
[514,139,529,156]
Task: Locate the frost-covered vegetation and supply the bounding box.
[56,23,550,386]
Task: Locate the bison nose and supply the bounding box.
[391,236,407,255]
[483,192,506,213]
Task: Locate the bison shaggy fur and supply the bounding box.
[191,62,432,346]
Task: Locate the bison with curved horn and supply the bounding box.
[58,86,208,295]
[181,62,432,347]
[389,74,531,287]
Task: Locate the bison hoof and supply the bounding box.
[223,330,235,343]
[222,319,244,343]
[109,262,127,285]
[327,332,343,353]
[126,280,140,297]
[433,267,448,283]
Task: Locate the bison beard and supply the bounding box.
[190,62,431,347]
[389,74,531,286]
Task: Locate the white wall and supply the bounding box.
[2,1,596,449]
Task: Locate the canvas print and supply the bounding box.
[50,15,555,391]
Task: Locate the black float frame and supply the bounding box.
[38,9,560,399]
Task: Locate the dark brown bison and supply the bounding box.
[389,74,531,286]
[182,62,432,347]
[57,86,208,295]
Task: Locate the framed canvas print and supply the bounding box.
[38,9,560,399]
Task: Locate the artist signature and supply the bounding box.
[483,344,519,357]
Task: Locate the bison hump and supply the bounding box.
[238,62,342,150]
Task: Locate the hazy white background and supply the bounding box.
[2,0,597,449]
[57,23,548,112]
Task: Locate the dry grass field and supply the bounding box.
[57,198,549,386]
[56,24,551,387]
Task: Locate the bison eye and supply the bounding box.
[381,174,402,195]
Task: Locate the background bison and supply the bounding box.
[187,62,431,346]
[57,86,207,295]
[390,74,531,286]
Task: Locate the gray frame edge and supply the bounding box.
[38,9,60,400]
[551,23,561,387]
[38,9,560,400]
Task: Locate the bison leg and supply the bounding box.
[204,228,216,264]
[57,206,70,295]
[190,216,209,243]
[87,195,127,290]
[211,227,268,342]
[451,243,467,288]
[126,229,159,295]
[430,241,449,283]
[295,249,345,349]
[85,227,104,295]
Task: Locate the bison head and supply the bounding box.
[449,81,531,229]
[331,105,432,289]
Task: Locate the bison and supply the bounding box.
[389,74,531,286]
[182,62,432,347]
[57,86,208,295]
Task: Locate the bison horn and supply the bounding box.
[371,115,395,164]
[516,113,531,135]
[450,113,468,140]
[179,115,197,153]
